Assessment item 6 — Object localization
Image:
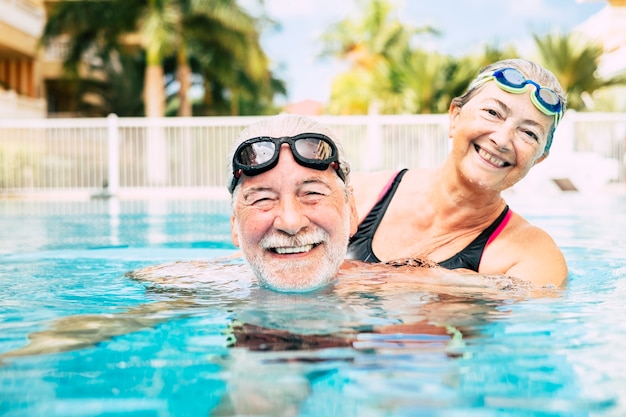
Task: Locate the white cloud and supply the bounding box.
[262,0,354,21]
[508,0,552,17]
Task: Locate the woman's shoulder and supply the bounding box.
[503,211,551,239]
[491,211,558,251]
[483,211,567,286]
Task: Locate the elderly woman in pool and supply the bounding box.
[347,58,568,287]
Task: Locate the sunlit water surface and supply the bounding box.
[0,193,625,417]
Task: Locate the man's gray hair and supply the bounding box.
[227,114,351,194]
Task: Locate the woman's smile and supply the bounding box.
[474,144,512,168]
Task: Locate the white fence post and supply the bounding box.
[616,121,626,183]
[146,120,168,185]
[107,113,120,195]
[365,101,383,170]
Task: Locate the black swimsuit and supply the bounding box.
[347,169,511,271]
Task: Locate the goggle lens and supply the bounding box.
[497,68,526,87]
[294,138,334,161]
[236,141,274,166]
[537,87,560,107]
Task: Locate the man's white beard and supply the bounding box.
[235,206,351,292]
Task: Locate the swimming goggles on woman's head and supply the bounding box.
[473,67,564,125]
[230,133,346,192]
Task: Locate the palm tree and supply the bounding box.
[42,0,151,115]
[140,0,180,117]
[321,0,436,114]
[75,52,146,117]
[533,31,626,111]
[181,0,285,115]
[168,0,281,116]
[41,0,282,117]
[327,69,375,115]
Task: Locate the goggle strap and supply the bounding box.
[469,74,492,90]
[496,81,526,94]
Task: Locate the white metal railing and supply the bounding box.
[41,36,102,65]
[0,112,624,199]
[41,36,71,61]
[0,89,47,119]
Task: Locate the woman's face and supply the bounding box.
[448,81,554,192]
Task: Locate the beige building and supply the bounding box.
[576,0,626,78]
[0,0,126,119]
[574,0,626,110]
[0,0,46,118]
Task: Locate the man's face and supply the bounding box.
[231,144,357,292]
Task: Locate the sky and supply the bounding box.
[248,0,607,104]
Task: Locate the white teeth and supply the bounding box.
[478,147,506,167]
[274,244,314,254]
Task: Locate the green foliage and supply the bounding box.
[322,0,523,115]
[42,0,626,115]
[79,53,146,117]
[322,0,440,114]
[322,0,626,115]
[533,31,626,111]
[41,0,286,116]
[41,0,142,76]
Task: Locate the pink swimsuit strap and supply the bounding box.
[486,208,513,246]
[377,171,402,201]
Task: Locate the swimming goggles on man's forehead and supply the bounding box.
[230,133,346,192]
[473,67,564,125]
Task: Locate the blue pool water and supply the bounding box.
[0,193,625,417]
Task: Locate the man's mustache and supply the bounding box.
[260,228,329,250]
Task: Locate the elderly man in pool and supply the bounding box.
[226,114,358,292]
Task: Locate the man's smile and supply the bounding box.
[271,243,319,254]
